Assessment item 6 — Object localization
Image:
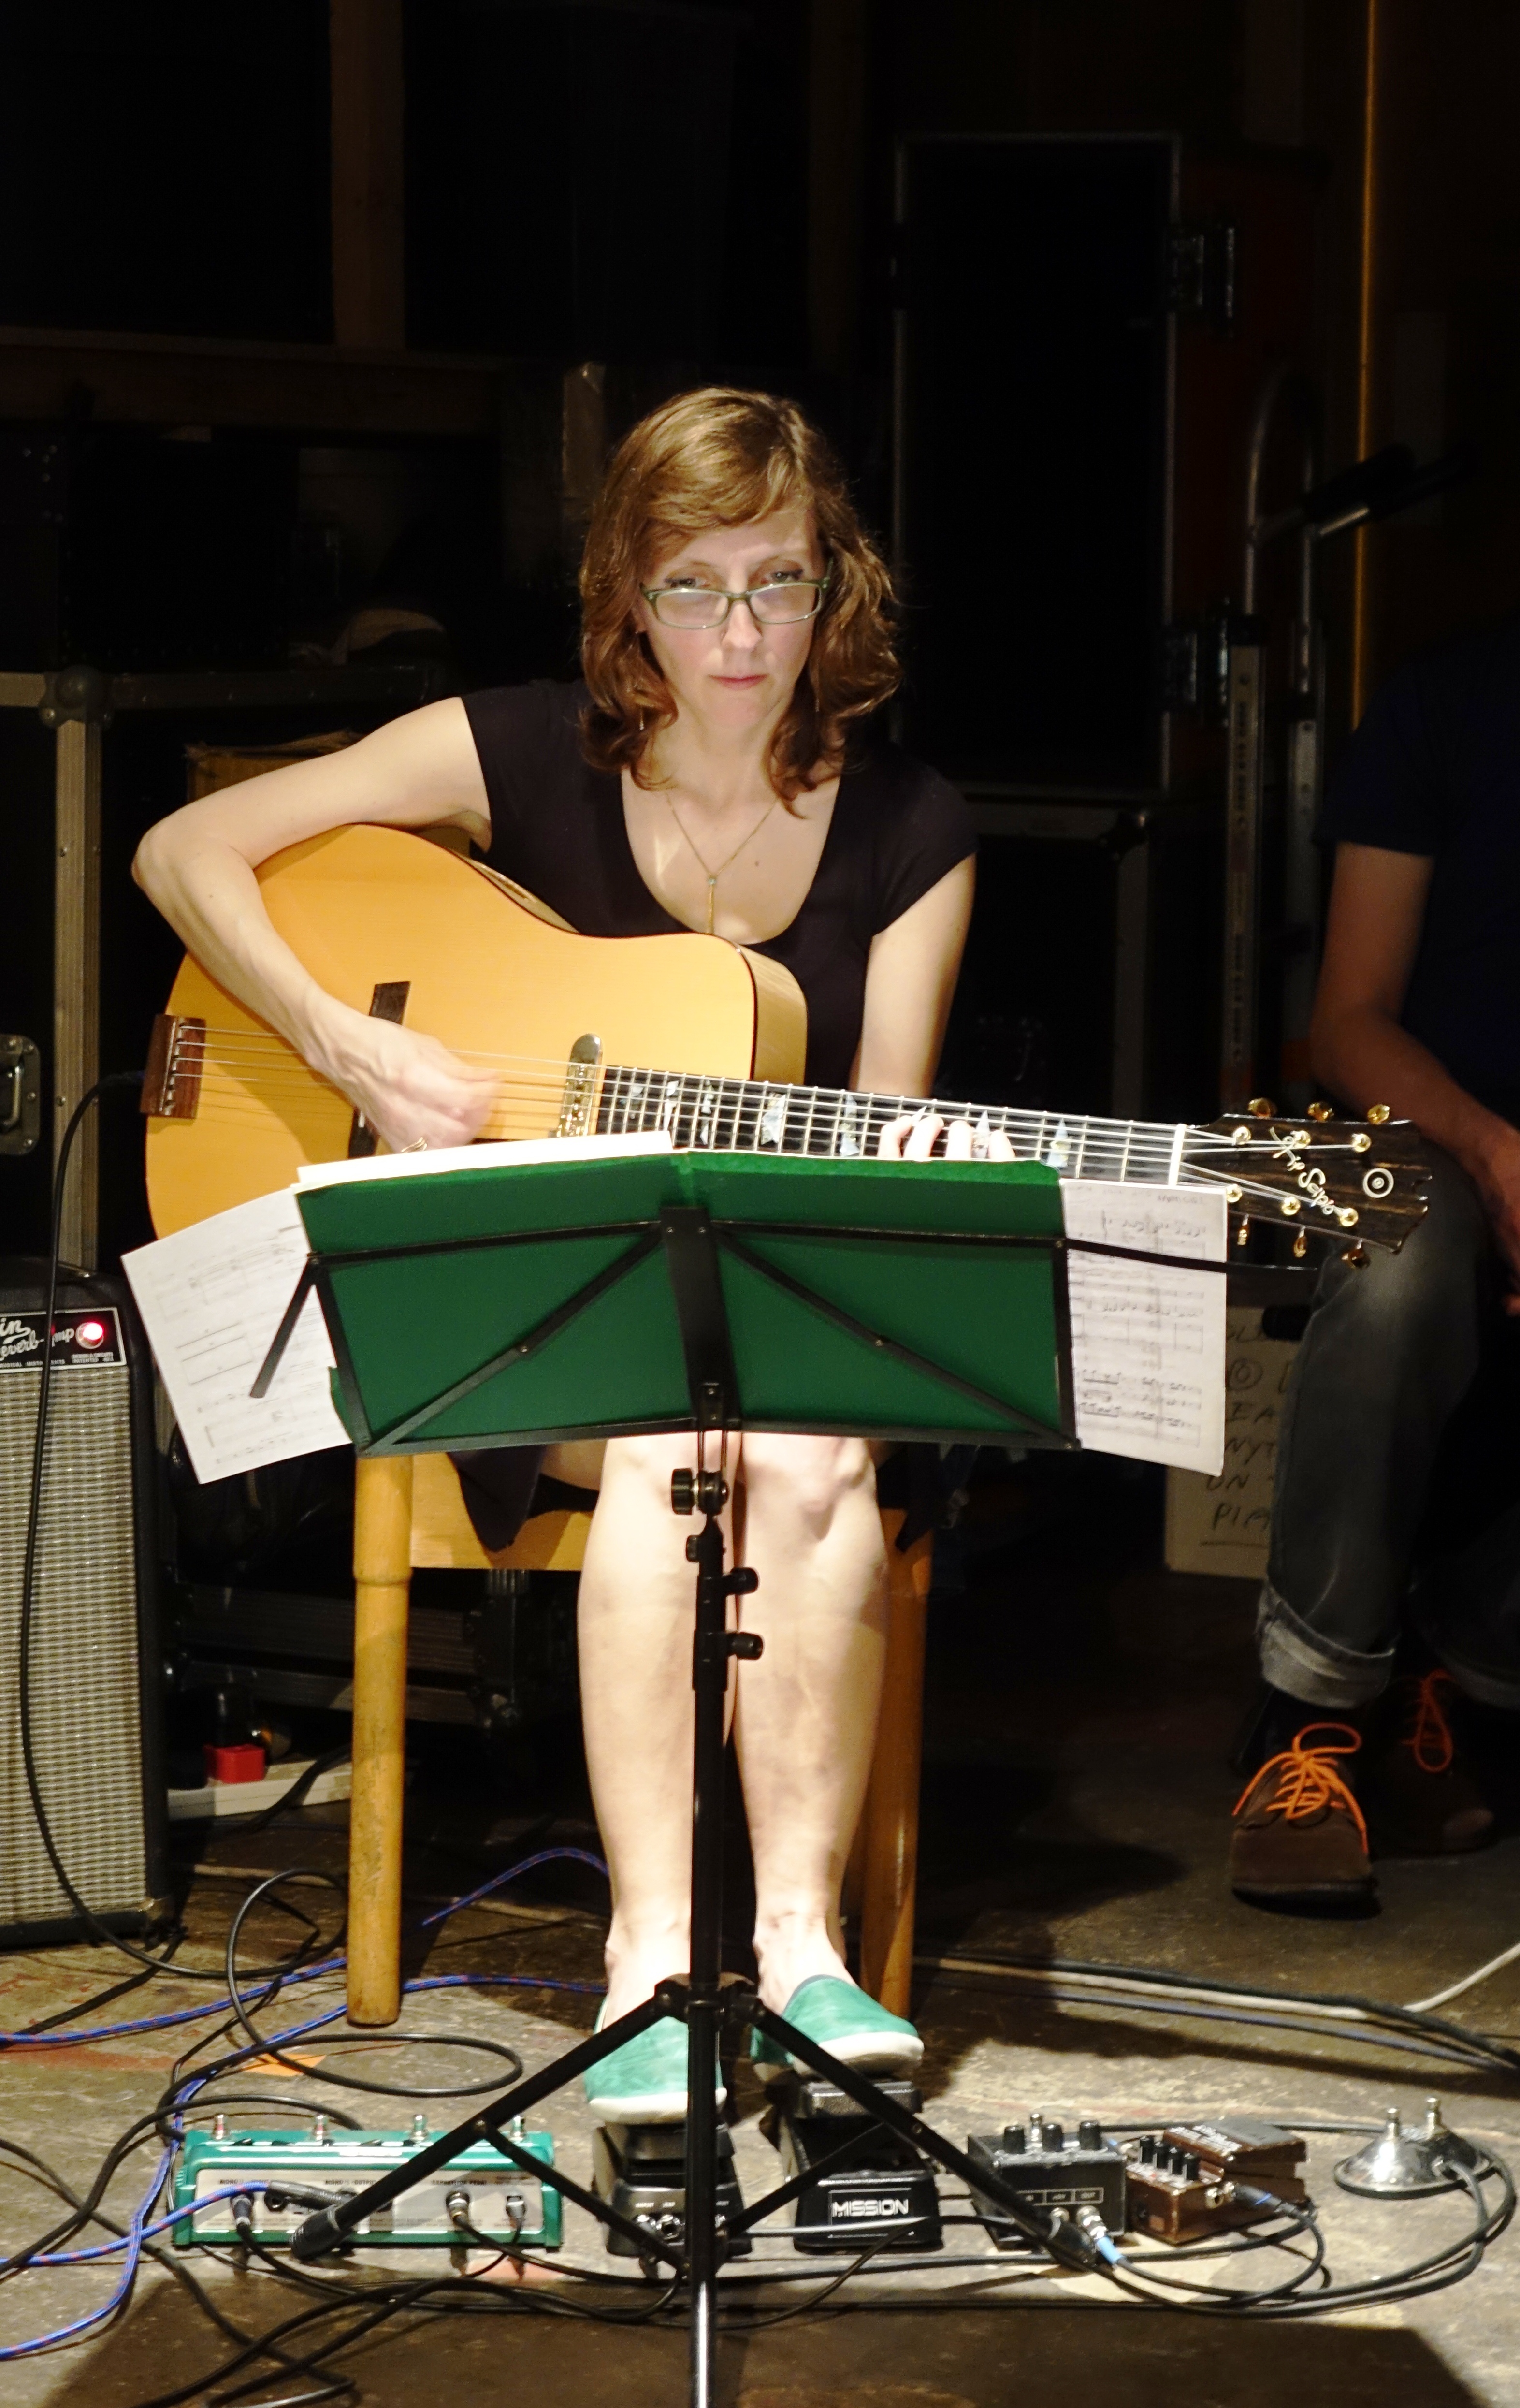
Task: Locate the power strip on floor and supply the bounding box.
[166,1755,353,1822]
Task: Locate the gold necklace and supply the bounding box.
[665,792,780,934]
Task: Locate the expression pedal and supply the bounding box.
[591,2123,752,2259]
[764,2077,942,2254]
[967,2112,1127,2250]
[171,2116,562,2250]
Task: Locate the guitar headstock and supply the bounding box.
[1186,1104,1432,1254]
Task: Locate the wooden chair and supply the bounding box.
[346,1453,931,2028]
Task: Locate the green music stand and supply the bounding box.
[268,1149,1100,2407]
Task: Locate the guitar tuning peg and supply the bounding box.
[1365,1103,1392,1124]
[1234,1216,1250,1249]
[1247,1097,1276,1118]
[1292,1228,1308,1259]
[1307,1101,1334,1121]
[1341,1243,1370,1269]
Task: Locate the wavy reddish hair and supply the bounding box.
[579,387,899,801]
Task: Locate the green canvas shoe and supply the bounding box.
[753,1977,924,2079]
[583,2011,726,2125]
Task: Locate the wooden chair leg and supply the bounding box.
[858,1508,931,2017]
[347,1453,414,2028]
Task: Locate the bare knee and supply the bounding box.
[597,1431,705,1496]
[739,1434,876,1543]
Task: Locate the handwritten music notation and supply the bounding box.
[125,1135,675,1484]
[123,1189,348,1483]
[1060,1181,1228,1476]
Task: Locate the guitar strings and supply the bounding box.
[163,1022,1376,1154]
[155,1101,1351,1214]
[160,1036,1370,1153]
[159,1040,1360,1153]
[151,1036,1381,1227]
[162,1093,1324,1213]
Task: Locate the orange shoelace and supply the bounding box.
[1401,1669,1457,1774]
[1233,1722,1368,1845]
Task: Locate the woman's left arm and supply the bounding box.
[852,856,975,1096]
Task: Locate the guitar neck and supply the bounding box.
[596,1065,1190,1186]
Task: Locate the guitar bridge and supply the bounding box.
[349,982,411,1157]
[142,1012,205,1121]
[557,1034,603,1137]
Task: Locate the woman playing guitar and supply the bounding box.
[135,387,1003,2118]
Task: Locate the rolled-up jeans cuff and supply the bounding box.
[1256,1582,1396,1710]
[1427,1646,1520,1713]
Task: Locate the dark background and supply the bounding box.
[1,0,1515,1269]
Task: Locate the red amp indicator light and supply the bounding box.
[74,1318,108,1349]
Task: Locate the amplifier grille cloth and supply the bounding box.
[0,1364,147,1926]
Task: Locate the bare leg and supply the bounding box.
[576,1433,734,2022]
[734,1434,888,2010]
[577,1431,888,2022]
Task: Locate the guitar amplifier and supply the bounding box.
[0,1259,169,1946]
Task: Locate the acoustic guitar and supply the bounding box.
[142,823,1429,1254]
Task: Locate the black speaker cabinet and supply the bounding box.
[0,1260,169,1947]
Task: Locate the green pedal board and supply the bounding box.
[171,2117,562,2250]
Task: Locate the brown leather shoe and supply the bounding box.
[1366,1672,1494,1856]
[1230,1723,1375,1905]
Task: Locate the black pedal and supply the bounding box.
[764,2077,941,2255]
[590,2123,751,2259]
[968,2111,1127,2250]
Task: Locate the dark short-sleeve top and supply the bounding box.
[1318,616,1520,1126]
[463,679,976,1089]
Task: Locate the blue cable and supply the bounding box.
[32,2186,268,2265]
[0,1845,610,2357]
[0,2145,171,2361]
[417,1846,609,1926]
[1,1846,610,2049]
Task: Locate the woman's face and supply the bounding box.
[635,508,825,735]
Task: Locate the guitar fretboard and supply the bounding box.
[596,1066,1195,1187]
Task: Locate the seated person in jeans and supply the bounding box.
[1231,619,1520,1904]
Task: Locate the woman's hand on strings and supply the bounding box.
[313,1002,500,1152]
[875,1110,1015,1162]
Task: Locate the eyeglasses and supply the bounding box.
[640,574,831,631]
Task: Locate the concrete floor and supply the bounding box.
[5,1458,1520,2406]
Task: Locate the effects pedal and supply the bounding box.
[967,2110,1127,2250]
[171,2116,562,2249]
[591,2123,752,2259]
[1121,2117,1308,2244]
[764,2077,942,2254]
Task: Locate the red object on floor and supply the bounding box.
[203,1742,267,1785]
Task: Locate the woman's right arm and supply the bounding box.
[133,697,500,1150]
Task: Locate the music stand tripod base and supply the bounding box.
[284,1155,1099,2408]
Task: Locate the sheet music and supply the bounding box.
[1060,1181,1227,1475]
[125,1135,677,1485]
[122,1189,348,1484]
[297,1129,673,1190]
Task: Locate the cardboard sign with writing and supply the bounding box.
[1163,1309,1299,1579]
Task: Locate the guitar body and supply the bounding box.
[145,824,808,1236]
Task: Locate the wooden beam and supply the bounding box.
[0,324,516,436]
[330,0,406,351]
[808,0,869,376]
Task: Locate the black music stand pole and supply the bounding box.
[286,1187,1099,2408]
[659,1202,761,2401]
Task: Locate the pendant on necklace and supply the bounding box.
[706,876,717,935]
